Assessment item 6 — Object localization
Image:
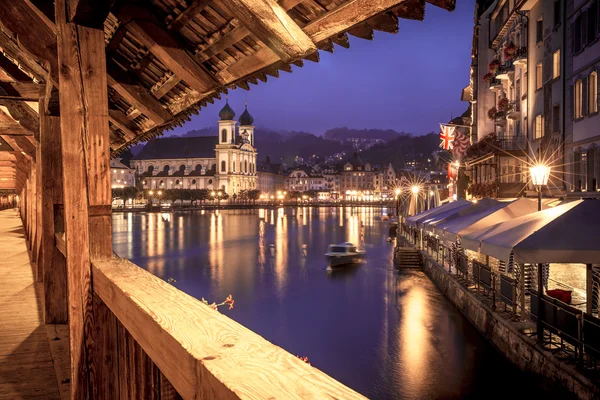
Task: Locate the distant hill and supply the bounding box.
[357,133,440,169]
[323,127,408,142]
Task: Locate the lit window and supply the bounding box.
[575,79,583,119]
[536,62,543,89]
[589,72,598,114]
[535,115,543,139]
[552,50,560,79]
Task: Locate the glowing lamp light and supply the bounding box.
[454,161,460,168]
[148,190,154,195]
[211,191,215,197]
[395,188,401,196]
[530,164,551,186]
[157,190,162,196]
[411,186,420,194]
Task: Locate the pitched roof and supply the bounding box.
[132,137,218,160]
[110,158,131,169]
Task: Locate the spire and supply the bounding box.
[219,97,235,120]
[239,103,254,125]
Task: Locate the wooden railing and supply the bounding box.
[92,258,366,400]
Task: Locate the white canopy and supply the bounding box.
[405,199,470,228]
[421,200,489,234]
[459,198,541,249]
[436,199,511,243]
[462,200,600,264]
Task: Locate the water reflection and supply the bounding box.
[113,207,557,400]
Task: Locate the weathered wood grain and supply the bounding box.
[93,258,367,400]
[45,324,71,400]
[228,0,316,63]
[169,0,212,31]
[40,105,67,324]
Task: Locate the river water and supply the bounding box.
[113,206,557,399]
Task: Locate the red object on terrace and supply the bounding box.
[546,289,572,304]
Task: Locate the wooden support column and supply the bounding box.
[56,0,115,398]
[40,90,68,324]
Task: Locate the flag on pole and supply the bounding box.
[439,124,455,150]
[452,131,470,160]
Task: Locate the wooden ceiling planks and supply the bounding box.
[0,0,454,154]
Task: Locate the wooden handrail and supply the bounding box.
[92,258,366,400]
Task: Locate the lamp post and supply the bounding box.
[395,188,401,218]
[411,185,420,215]
[530,164,551,212]
[530,163,550,344]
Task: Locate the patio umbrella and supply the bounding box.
[463,200,600,264]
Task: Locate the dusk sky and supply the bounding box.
[169,0,476,137]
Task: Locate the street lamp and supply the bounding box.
[395,188,401,217]
[530,163,550,344]
[530,164,551,212]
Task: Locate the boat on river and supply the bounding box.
[325,243,365,268]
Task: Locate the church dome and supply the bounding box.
[219,101,235,120]
[239,105,254,125]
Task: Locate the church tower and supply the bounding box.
[238,103,255,146]
[218,99,236,144]
[215,99,237,193]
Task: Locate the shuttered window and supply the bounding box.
[590,71,599,114]
[575,79,583,119]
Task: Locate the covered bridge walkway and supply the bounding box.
[0,0,454,398]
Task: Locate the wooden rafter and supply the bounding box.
[116,5,218,93]
[168,0,212,31]
[228,0,316,63]
[0,54,33,82]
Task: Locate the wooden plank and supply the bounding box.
[151,74,182,99]
[348,23,374,40]
[196,24,250,62]
[169,0,212,31]
[40,103,67,324]
[108,110,138,141]
[93,258,366,400]
[45,324,71,400]
[279,0,305,10]
[0,123,34,136]
[92,296,118,399]
[0,82,44,99]
[117,5,217,94]
[0,209,61,400]
[228,0,316,63]
[107,62,172,125]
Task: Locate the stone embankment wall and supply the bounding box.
[395,245,599,400]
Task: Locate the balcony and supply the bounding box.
[506,101,521,119]
[497,136,526,151]
[489,78,502,91]
[495,63,514,80]
[512,47,527,68]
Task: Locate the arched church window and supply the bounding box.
[221,160,226,172]
[159,180,164,186]
[147,165,154,174]
[163,165,170,174]
[245,160,248,173]
[221,129,227,142]
[175,180,180,186]
[179,165,186,172]
[192,179,197,185]
[195,164,202,172]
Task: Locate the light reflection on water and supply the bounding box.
[113,207,558,399]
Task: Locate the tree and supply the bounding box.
[247,189,261,203]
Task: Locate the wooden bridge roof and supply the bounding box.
[0,0,454,192]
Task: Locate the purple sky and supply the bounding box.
[169,1,476,136]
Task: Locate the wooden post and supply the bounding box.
[55,0,115,397]
[587,264,593,315]
[35,139,43,279]
[40,91,68,324]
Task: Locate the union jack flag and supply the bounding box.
[452,131,471,160]
[439,124,455,150]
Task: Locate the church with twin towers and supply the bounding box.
[131,100,258,194]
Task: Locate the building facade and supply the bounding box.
[566,0,600,193]
[131,102,258,194]
[257,163,285,193]
[110,158,135,188]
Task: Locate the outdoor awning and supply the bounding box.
[436,199,512,243]
[462,200,600,264]
[459,198,541,248]
[421,200,491,235]
[405,199,470,228]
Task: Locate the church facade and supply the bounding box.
[131,101,258,194]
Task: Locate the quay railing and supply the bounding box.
[398,224,600,369]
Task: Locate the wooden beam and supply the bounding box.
[151,73,181,99]
[39,95,67,324]
[196,22,250,62]
[348,23,374,40]
[279,0,305,10]
[0,82,44,99]
[116,5,218,94]
[168,0,212,31]
[107,62,172,125]
[304,0,403,43]
[108,109,138,141]
[93,258,367,400]
[56,0,114,398]
[0,53,33,82]
[0,123,34,136]
[228,0,316,63]
[68,0,113,29]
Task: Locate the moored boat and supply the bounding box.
[325,243,365,268]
